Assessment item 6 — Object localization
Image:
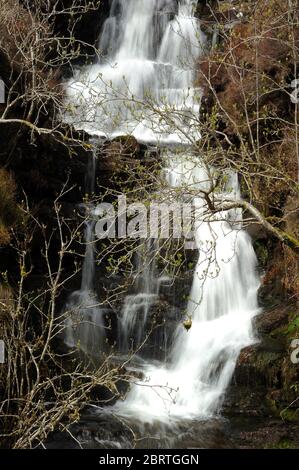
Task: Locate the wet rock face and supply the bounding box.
[100,135,160,173]
[226,415,299,449]
[196,0,244,43]
[225,303,299,423]
[44,412,233,449]
[44,413,133,449]
[44,407,299,449]
[254,306,290,336]
[29,0,112,64]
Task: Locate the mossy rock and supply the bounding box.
[267,437,298,449]
[270,312,299,339]
[112,135,140,156]
[280,407,299,423]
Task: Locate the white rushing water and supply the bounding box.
[119,238,160,352]
[65,0,205,144]
[65,0,260,421]
[114,164,260,421]
[64,151,105,356]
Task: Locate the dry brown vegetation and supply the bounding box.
[0,0,61,124]
[197,0,299,297]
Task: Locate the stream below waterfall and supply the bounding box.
[62,0,261,447]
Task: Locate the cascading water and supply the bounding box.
[119,239,160,352]
[114,164,260,421]
[64,151,105,356]
[65,0,205,144]
[65,0,260,427]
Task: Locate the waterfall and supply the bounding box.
[64,0,260,423]
[114,164,260,421]
[119,238,160,352]
[65,0,205,144]
[64,151,105,356]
